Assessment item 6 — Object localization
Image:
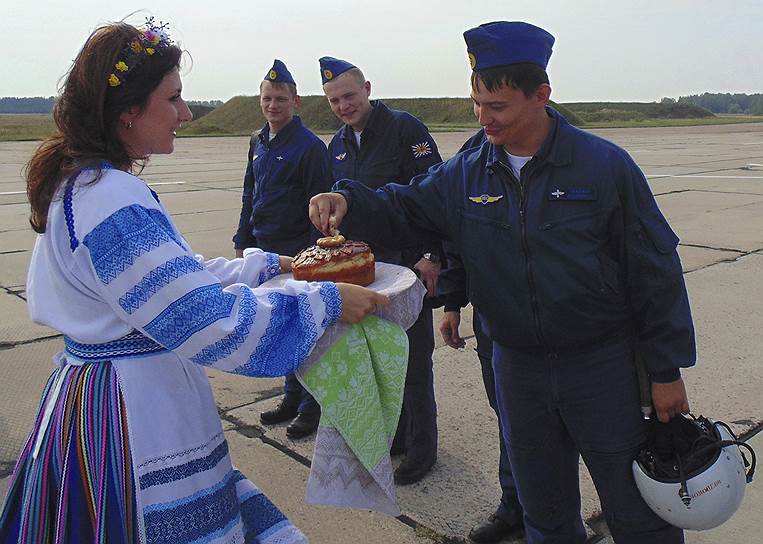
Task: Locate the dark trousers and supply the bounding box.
[473,310,523,523]
[394,305,437,462]
[492,336,684,544]
[254,235,319,416]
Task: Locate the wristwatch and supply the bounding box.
[423,252,440,264]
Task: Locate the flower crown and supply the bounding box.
[108,17,172,88]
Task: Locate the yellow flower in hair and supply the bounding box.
[151,35,161,45]
[108,74,121,87]
[146,48,155,55]
[115,61,128,72]
[130,40,142,53]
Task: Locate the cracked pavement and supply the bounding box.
[1,125,762,543]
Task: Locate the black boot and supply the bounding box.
[286,411,320,439]
[260,401,299,425]
[468,513,524,544]
[393,453,436,485]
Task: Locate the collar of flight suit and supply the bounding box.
[340,99,390,145]
[258,115,305,148]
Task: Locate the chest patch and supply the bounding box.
[468,194,504,205]
[547,186,597,201]
[335,152,347,161]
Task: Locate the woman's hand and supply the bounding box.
[279,255,293,273]
[336,283,390,324]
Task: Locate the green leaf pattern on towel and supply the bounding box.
[302,315,408,471]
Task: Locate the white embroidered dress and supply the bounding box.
[13,168,342,543]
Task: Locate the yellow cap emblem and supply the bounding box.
[468,52,476,70]
[324,69,333,80]
[269,69,277,80]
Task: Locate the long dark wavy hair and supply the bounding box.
[27,22,182,233]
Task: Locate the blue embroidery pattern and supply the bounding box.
[319,282,342,329]
[140,431,224,468]
[63,174,80,251]
[140,440,228,490]
[257,252,282,285]
[145,284,236,350]
[233,292,317,377]
[240,489,288,539]
[148,208,184,248]
[143,471,243,544]
[191,287,257,366]
[84,205,180,284]
[64,330,167,361]
[119,256,203,314]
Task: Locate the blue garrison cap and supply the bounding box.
[264,59,295,85]
[463,21,554,71]
[319,56,356,85]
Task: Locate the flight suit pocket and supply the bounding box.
[597,253,622,296]
[631,214,682,284]
[457,207,514,284]
[639,214,679,253]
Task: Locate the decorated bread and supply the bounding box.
[292,233,375,286]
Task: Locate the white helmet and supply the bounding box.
[632,415,756,531]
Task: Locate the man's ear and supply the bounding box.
[364,80,371,97]
[294,95,302,109]
[535,83,552,107]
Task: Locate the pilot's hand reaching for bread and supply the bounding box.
[309,193,348,236]
[336,283,390,324]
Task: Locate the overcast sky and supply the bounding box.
[3,0,762,103]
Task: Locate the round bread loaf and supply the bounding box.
[292,240,375,286]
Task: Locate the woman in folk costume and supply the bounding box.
[0,19,389,544]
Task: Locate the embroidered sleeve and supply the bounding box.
[197,249,282,288]
[82,204,341,377]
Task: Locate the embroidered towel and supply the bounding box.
[298,315,407,515]
[264,263,424,515]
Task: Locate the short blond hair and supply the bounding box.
[259,80,298,97]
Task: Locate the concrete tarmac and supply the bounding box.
[1,123,762,543]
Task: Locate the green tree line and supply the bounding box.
[0,97,222,114]
[678,93,763,115]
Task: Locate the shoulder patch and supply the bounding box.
[411,141,432,158]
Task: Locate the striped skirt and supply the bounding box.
[1,357,307,544]
[0,362,137,543]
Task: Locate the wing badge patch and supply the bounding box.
[468,194,504,205]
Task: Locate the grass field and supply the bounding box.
[0,114,55,141]
[3,111,763,142]
[583,115,763,128]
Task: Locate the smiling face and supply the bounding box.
[470,79,551,155]
[119,68,192,158]
[260,80,299,134]
[323,71,373,131]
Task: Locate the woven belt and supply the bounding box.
[64,330,168,362]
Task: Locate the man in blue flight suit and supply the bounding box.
[319,56,444,485]
[310,22,695,543]
[233,59,331,439]
[438,127,525,543]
